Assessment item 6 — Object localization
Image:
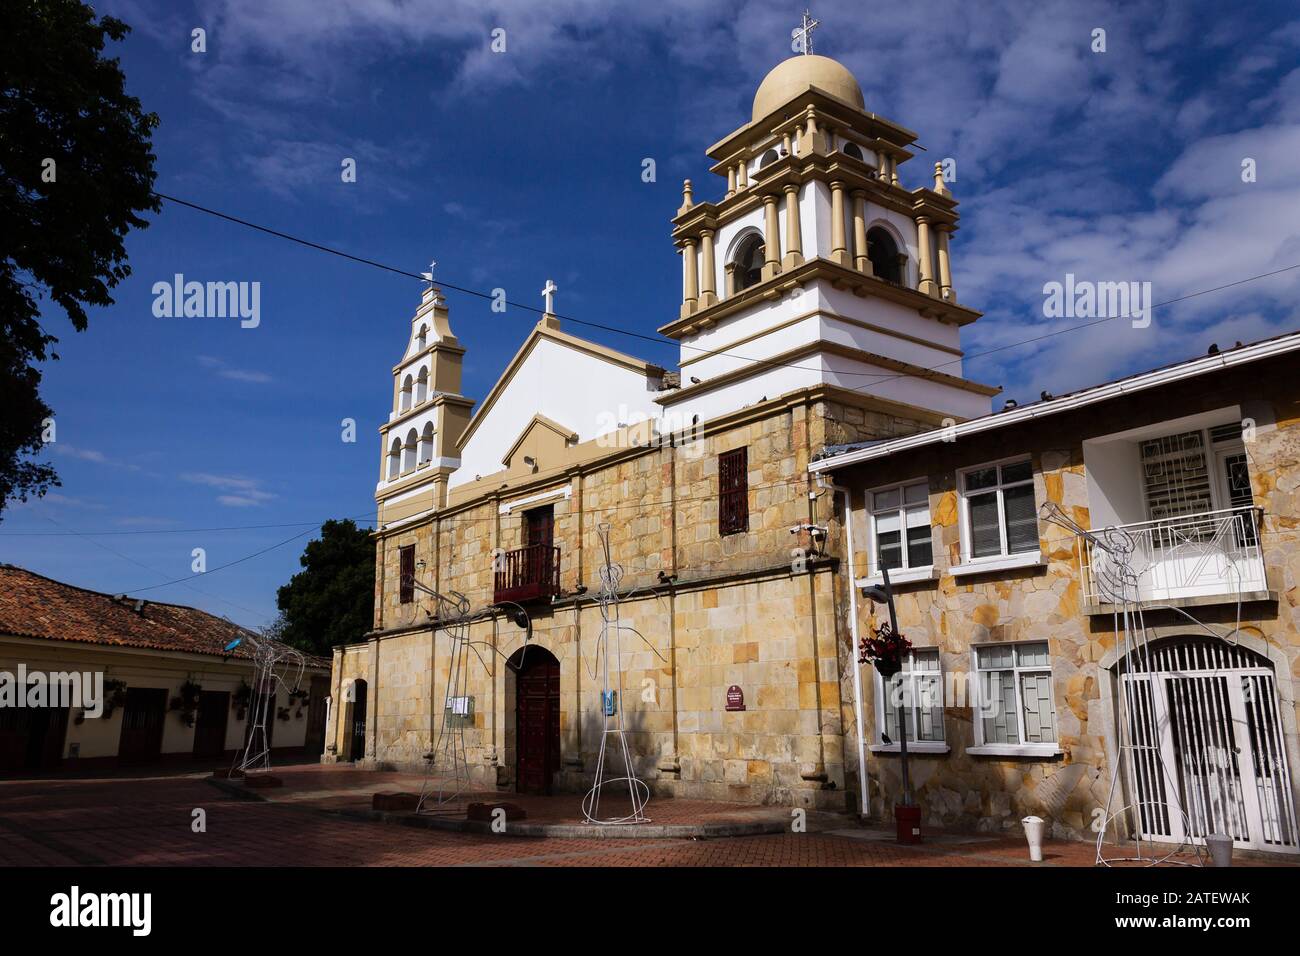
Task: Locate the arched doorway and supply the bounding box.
[1116,636,1297,853]
[347,679,367,762]
[510,646,560,795]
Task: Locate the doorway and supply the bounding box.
[304,676,331,756]
[0,700,69,773]
[1121,636,1298,853]
[192,690,230,759]
[513,646,560,795]
[348,679,368,762]
[118,687,167,764]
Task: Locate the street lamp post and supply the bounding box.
[862,566,920,843]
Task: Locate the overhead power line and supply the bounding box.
[120,525,322,596]
[152,191,1300,392]
[0,511,378,536]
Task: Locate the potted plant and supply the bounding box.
[858,620,911,680]
[170,679,202,727]
[103,679,127,718]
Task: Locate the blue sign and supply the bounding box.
[602,691,617,716]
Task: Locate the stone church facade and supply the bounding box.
[325,51,996,811]
[323,50,1300,853]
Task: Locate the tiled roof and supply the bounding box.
[0,565,328,667]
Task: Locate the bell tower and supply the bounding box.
[658,31,998,426]
[376,278,475,523]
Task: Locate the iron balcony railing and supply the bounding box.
[493,543,561,604]
[1080,507,1266,606]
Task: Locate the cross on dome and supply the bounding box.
[791,9,819,55]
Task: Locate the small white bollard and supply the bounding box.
[1206,833,1233,867]
[1022,815,1045,862]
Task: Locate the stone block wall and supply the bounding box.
[837,361,1300,843]
[346,389,927,807]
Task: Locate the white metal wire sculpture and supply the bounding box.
[228,630,307,776]
[412,584,533,815]
[580,523,667,825]
[1038,500,1256,866]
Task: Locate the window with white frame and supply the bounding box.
[973,642,1057,748]
[869,480,933,573]
[960,458,1038,560]
[878,648,944,745]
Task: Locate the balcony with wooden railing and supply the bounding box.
[493,543,561,605]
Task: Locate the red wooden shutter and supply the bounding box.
[719,447,749,536]
[399,544,415,604]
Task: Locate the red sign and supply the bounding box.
[726,685,745,711]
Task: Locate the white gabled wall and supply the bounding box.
[451,336,661,488]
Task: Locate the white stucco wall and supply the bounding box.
[450,336,661,488]
[0,640,323,762]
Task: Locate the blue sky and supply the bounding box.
[6,0,1300,627]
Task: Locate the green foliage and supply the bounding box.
[0,0,160,516]
[275,519,376,655]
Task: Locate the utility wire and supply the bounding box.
[152,191,1300,391]
[38,513,272,620]
[120,525,321,596]
[0,511,377,536]
[77,194,1300,604]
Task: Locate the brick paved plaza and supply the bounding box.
[1,763,1289,868]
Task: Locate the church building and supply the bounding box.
[323,42,1300,852]
[325,46,995,812]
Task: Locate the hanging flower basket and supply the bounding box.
[103,679,128,718]
[858,621,911,679]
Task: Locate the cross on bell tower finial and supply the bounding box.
[791,9,819,55]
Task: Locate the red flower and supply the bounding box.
[858,621,911,677]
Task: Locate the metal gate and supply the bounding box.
[1121,637,1298,853]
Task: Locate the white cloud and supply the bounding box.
[14,492,107,511]
[107,0,1300,403]
[53,445,143,471]
[198,355,273,384]
[181,472,277,507]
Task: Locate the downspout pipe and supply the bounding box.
[831,479,869,817]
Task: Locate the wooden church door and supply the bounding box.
[516,649,560,794]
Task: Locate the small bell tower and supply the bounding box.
[376,271,475,522]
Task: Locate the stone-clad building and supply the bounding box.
[813,334,1300,855]
[324,47,1300,855]
[325,50,996,809]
